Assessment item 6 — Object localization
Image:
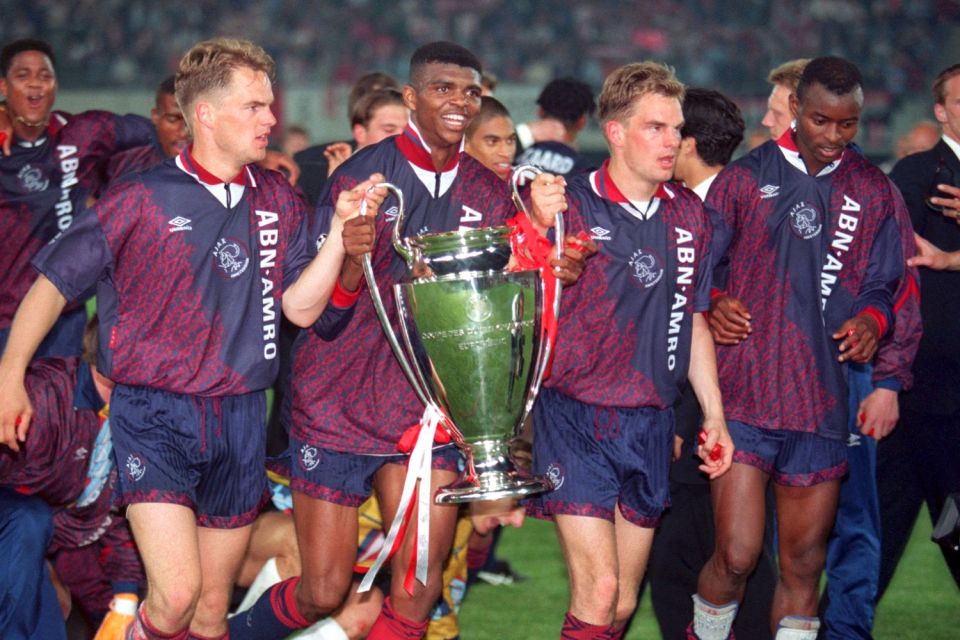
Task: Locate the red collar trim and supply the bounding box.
[395,123,460,173]
[591,159,672,202]
[777,127,799,152]
[178,146,248,186]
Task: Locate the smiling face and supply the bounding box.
[791,81,862,175]
[404,62,482,160]
[0,49,57,140]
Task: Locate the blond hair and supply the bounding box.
[175,38,276,134]
[598,62,684,127]
[767,59,811,92]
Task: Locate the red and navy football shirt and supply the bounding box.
[545,161,713,409]
[33,148,313,396]
[707,131,903,439]
[0,111,153,332]
[291,122,516,454]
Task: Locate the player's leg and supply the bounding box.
[820,364,880,640]
[368,460,460,638]
[771,480,840,637]
[612,510,656,631]
[557,514,620,625]
[692,461,768,640]
[126,502,202,637]
[190,524,255,636]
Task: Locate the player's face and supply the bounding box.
[761,83,792,140]
[209,66,276,166]
[465,115,516,182]
[611,92,683,192]
[356,103,408,149]
[469,499,525,536]
[934,75,960,145]
[0,50,57,135]
[791,81,862,176]
[151,92,188,159]
[404,63,482,150]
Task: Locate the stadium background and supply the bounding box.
[5,0,960,161]
[5,1,959,637]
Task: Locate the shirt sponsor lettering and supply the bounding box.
[256,209,280,360]
[820,195,861,309]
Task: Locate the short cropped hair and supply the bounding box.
[767,59,810,92]
[932,64,960,105]
[155,75,176,107]
[537,77,596,129]
[598,62,685,127]
[1,38,56,76]
[465,96,512,138]
[796,56,863,103]
[681,88,745,167]
[347,71,399,116]
[409,41,482,87]
[350,88,405,128]
[175,38,276,135]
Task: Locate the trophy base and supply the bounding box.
[434,438,553,504]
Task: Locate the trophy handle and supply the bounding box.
[358,182,432,408]
[510,165,564,426]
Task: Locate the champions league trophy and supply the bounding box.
[360,166,562,504]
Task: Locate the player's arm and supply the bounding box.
[0,276,68,451]
[833,212,903,363]
[704,178,751,345]
[688,313,733,478]
[282,174,385,328]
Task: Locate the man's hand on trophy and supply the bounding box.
[335,174,387,220]
[551,233,597,286]
[530,171,567,231]
[342,215,377,266]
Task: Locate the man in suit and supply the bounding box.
[879,62,960,598]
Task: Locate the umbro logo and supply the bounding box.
[590,226,612,241]
[759,184,780,199]
[74,447,88,461]
[847,433,862,447]
[384,206,400,222]
[168,216,193,232]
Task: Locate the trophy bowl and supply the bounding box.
[359,177,559,504]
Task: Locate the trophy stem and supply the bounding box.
[434,438,553,504]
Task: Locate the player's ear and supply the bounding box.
[934,102,948,126]
[402,84,418,112]
[789,92,800,120]
[605,119,624,148]
[194,100,215,131]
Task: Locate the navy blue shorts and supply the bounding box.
[530,388,674,527]
[110,385,268,528]
[286,434,463,507]
[728,420,848,487]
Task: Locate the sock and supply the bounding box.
[774,616,820,640]
[691,594,738,640]
[560,612,619,639]
[366,597,428,640]
[126,604,190,640]
[228,576,312,640]
[288,617,350,640]
[233,557,282,615]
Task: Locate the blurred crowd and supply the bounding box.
[2,0,955,100]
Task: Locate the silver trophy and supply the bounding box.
[360,166,562,503]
